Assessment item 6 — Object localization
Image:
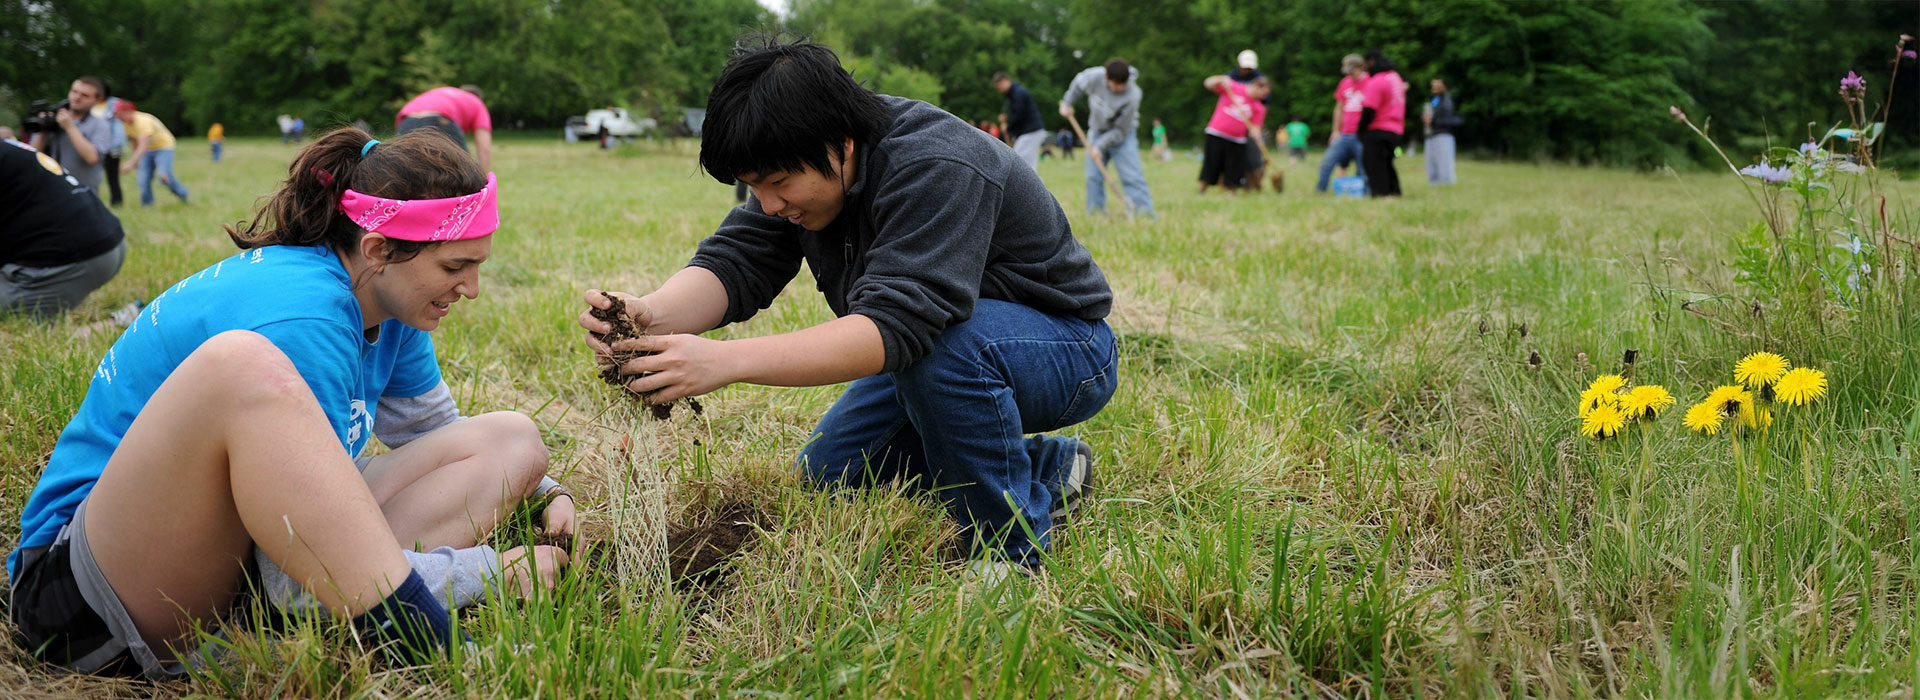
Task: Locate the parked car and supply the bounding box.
[563,108,656,142]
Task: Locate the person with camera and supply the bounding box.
[25,77,113,195]
[1,140,127,318]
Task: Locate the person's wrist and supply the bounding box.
[715,338,749,387]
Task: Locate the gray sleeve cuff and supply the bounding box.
[403,545,502,611]
[375,381,462,449]
[533,476,563,498]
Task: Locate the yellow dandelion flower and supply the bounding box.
[1705,385,1752,416]
[1620,385,1676,419]
[1581,403,1627,439]
[1578,386,1622,418]
[1587,374,1627,394]
[1733,352,1790,390]
[1578,375,1629,418]
[1774,367,1827,406]
[1683,401,1724,435]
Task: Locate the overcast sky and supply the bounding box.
[757,0,790,19]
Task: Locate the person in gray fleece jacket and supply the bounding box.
[1060,60,1155,215]
[581,37,1118,571]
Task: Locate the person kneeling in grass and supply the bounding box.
[580,36,1117,577]
[8,128,574,680]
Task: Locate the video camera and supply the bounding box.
[22,99,72,135]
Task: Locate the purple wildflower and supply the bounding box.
[1904,49,1918,60]
[1841,71,1866,91]
[1800,141,1819,155]
[1739,163,1792,184]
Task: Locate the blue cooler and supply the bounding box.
[1332,176,1367,198]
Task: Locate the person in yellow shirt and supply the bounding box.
[114,101,189,206]
[208,122,224,163]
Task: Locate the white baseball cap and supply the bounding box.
[1237,50,1259,70]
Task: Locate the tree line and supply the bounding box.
[3,0,1912,167]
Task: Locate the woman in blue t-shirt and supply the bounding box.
[8,128,574,679]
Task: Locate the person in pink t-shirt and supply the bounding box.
[396,85,494,171]
[1197,74,1268,194]
[1357,49,1406,197]
[1315,54,1368,193]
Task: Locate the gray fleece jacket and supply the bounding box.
[689,96,1112,373]
[1061,66,1142,152]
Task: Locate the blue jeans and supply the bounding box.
[1085,132,1154,216]
[797,299,1119,566]
[137,150,188,206]
[1315,133,1366,192]
[211,141,222,163]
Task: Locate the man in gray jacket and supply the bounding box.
[1060,59,1154,215]
[580,37,1118,575]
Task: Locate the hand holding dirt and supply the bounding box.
[499,544,570,597]
[583,289,703,419]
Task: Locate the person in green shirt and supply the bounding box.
[1284,114,1310,165]
[1151,118,1170,161]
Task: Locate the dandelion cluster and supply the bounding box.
[1575,374,1670,440]
[1683,352,1827,437]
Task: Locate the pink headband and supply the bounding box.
[338,172,499,242]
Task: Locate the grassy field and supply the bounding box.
[4,134,1920,698]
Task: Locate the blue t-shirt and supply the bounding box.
[8,245,442,580]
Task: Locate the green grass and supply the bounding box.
[4,135,1920,697]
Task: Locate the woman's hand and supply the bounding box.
[498,545,569,597]
[541,492,577,543]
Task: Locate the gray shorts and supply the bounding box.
[8,499,186,680]
[0,239,128,319]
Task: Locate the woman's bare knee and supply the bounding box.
[186,331,310,409]
[471,411,549,496]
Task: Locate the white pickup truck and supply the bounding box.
[564,108,656,142]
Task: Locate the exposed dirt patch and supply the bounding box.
[664,499,764,591]
[591,291,704,420]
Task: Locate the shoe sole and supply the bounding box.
[1051,446,1093,522]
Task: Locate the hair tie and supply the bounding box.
[311,167,334,187]
[361,139,380,157]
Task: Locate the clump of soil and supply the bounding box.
[591,291,704,420]
[664,500,763,591]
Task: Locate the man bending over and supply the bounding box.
[580,37,1118,574]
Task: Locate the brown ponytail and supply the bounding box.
[226,127,486,263]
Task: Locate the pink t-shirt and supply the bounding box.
[1360,70,1406,135]
[1336,74,1367,134]
[396,87,493,133]
[1203,81,1266,143]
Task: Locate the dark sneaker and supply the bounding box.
[1051,440,1094,521]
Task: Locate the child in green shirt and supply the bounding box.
[1284,114,1310,164]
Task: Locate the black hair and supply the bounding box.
[226,128,485,264]
[1364,48,1397,72]
[1105,59,1131,84]
[699,35,893,184]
